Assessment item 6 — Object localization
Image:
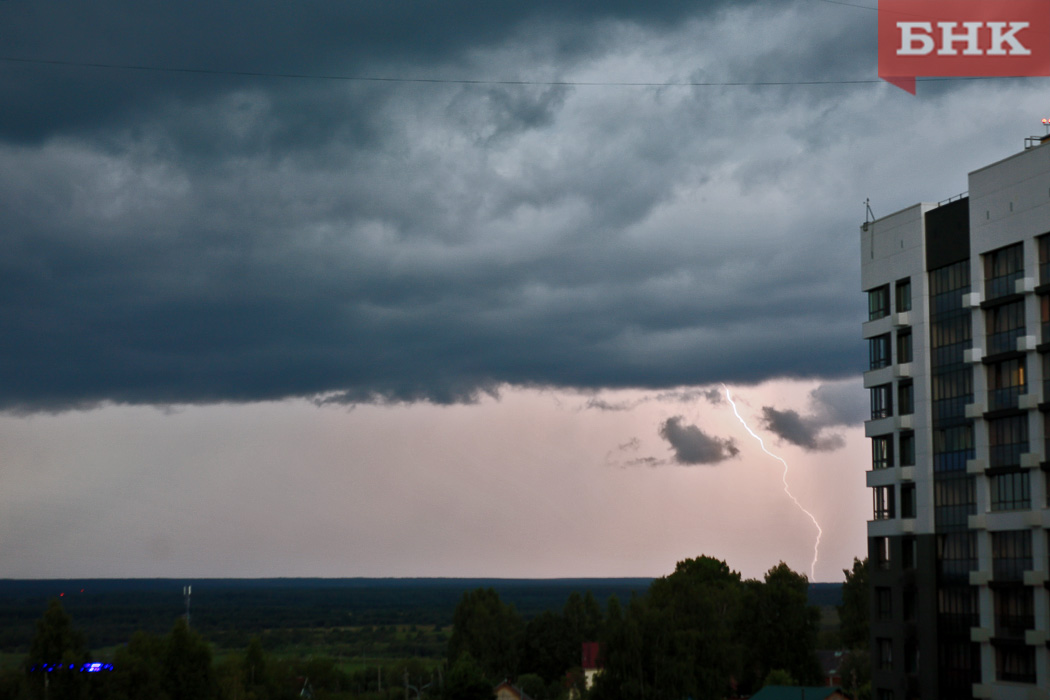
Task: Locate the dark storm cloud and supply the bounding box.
[760,407,846,452]
[760,382,867,452]
[0,1,889,412]
[584,387,723,412]
[0,0,762,144]
[658,416,739,465]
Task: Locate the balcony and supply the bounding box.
[987,328,1025,356]
[987,385,1025,412]
[986,271,1023,300]
[989,443,1027,469]
[994,614,1033,640]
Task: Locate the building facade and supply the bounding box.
[862,136,1050,700]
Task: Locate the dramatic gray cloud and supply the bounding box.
[760,380,867,451]
[585,386,723,412]
[659,416,739,465]
[0,1,1043,413]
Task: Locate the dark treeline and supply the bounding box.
[0,579,652,652]
[0,599,428,700]
[445,556,839,700]
[0,565,864,700]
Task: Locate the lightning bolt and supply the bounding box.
[722,384,823,580]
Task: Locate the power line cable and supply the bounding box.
[0,54,999,87]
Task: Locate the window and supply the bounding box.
[987,358,1026,411]
[899,432,915,466]
[896,277,912,312]
[937,585,979,631]
[930,370,972,427]
[896,329,913,363]
[986,299,1025,355]
[994,587,1034,638]
[904,639,918,674]
[869,334,891,369]
[990,471,1030,511]
[988,415,1028,468]
[984,242,1024,300]
[934,474,976,530]
[937,531,977,581]
[996,644,1036,683]
[902,538,917,571]
[897,380,913,415]
[901,483,916,518]
[874,486,895,520]
[1042,294,1050,343]
[875,536,891,570]
[991,530,1032,582]
[876,587,892,620]
[1040,234,1050,284]
[877,638,893,671]
[932,423,973,473]
[871,384,892,419]
[872,435,893,470]
[868,285,890,320]
[1044,355,1050,405]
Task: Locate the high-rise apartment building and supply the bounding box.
[862,135,1050,700]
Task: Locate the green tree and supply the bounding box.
[108,631,169,700]
[594,556,744,700]
[839,649,871,700]
[25,599,88,700]
[520,611,572,684]
[738,562,822,690]
[447,588,523,681]
[163,619,215,700]
[442,653,491,700]
[838,558,870,650]
[515,673,547,700]
[762,669,796,687]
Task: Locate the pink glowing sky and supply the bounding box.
[1,379,867,581]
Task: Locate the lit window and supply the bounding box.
[987,358,1026,412]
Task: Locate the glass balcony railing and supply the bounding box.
[987,328,1024,355]
[989,443,1026,468]
[986,271,1022,300]
[987,385,1024,412]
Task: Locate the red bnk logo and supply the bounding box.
[878,1,1050,93]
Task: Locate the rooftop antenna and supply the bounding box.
[863,198,876,258]
[1025,119,1050,148]
[183,585,191,627]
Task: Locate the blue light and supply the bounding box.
[31,662,114,673]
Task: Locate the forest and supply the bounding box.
[0,557,869,700]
